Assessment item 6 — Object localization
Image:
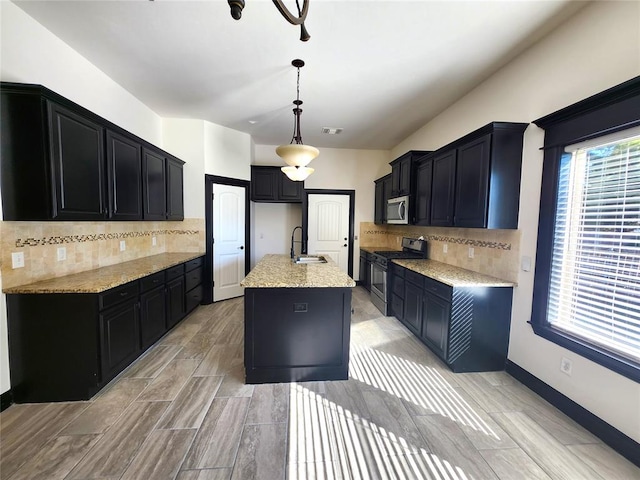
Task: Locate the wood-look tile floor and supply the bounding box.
[1,287,638,480]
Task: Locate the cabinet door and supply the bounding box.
[399,157,412,196]
[140,285,167,349]
[390,163,401,198]
[166,276,185,328]
[374,179,385,224]
[251,167,278,201]
[166,157,184,220]
[279,174,304,202]
[106,130,142,220]
[403,281,423,334]
[430,150,456,226]
[421,293,450,359]
[99,299,140,381]
[414,158,433,225]
[49,102,106,220]
[142,148,167,220]
[455,134,491,227]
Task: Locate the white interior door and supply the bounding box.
[213,184,245,301]
[307,194,350,273]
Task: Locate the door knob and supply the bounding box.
[343,244,347,247]
[238,246,244,250]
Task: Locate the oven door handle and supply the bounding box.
[398,201,405,220]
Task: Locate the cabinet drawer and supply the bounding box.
[166,264,184,280]
[392,264,405,278]
[424,277,451,301]
[392,276,405,298]
[99,282,140,311]
[140,271,165,292]
[186,284,203,313]
[185,256,204,272]
[185,267,203,292]
[405,270,424,287]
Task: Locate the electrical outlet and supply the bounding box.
[119,240,126,252]
[152,236,157,247]
[57,247,66,261]
[468,247,475,259]
[443,243,448,254]
[560,357,573,376]
[11,252,24,269]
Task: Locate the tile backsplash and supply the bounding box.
[1,218,205,289]
[360,222,521,283]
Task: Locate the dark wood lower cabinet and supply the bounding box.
[140,285,167,349]
[244,287,352,384]
[100,299,140,382]
[6,256,204,403]
[391,264,513,372]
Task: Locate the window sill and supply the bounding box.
[530,322,640,383]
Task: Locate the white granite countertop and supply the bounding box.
[393,258,516,287]
[242,254,356,288]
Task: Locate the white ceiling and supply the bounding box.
[14,0,586,150]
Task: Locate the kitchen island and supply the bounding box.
[241,254,355,384]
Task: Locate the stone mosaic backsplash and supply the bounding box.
[1,219,205,289]
[360,222,521,283]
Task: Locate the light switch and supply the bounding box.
[11,252,24,269]
[57,247,66,261]
[468,247,475,259]
[120,240,126,252]
[521,255,532,272]
[152,236,157,246]
[443,243,448,254]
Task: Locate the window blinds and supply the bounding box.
[548,133,640,362]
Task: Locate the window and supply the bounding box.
[532,76,640,381]
[548,131,640,364]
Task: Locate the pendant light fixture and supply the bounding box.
[277,59,319,182]
[227,0,311,42]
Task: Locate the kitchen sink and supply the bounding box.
[294,255,327,264]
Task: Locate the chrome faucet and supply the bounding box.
[291,226,303,258]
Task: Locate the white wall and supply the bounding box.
[0,2,162,146]
[393,0,640,442]
[204,122,253,181]
[252,145,390,277]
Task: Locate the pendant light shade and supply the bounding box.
[276,59,318,181]
[281,165,314,181]
[276,144,319,167]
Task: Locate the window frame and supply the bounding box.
[532,76,640,382]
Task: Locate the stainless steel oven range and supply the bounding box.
[370,237,427,315]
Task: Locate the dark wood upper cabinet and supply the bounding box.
[49,103,107,220]
[166,156,185,220]
[454,134,492,228]
[250,166,303,203]
[1,82,185,222]
[414,155,433,226]
[373,173,393,225]
[430,150,457,226]
[142,148,167,220]
[429,122,527,229]
[106,130,142,220]
[389,150,429,198]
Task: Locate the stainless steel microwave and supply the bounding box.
[387,195,409,224]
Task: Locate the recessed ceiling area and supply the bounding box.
[13,0,587,149]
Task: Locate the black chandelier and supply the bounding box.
[227,0,311,42]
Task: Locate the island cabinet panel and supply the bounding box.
[244,287,352,384]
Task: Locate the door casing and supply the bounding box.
[204,174,250,304]
[302,189,355,278]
